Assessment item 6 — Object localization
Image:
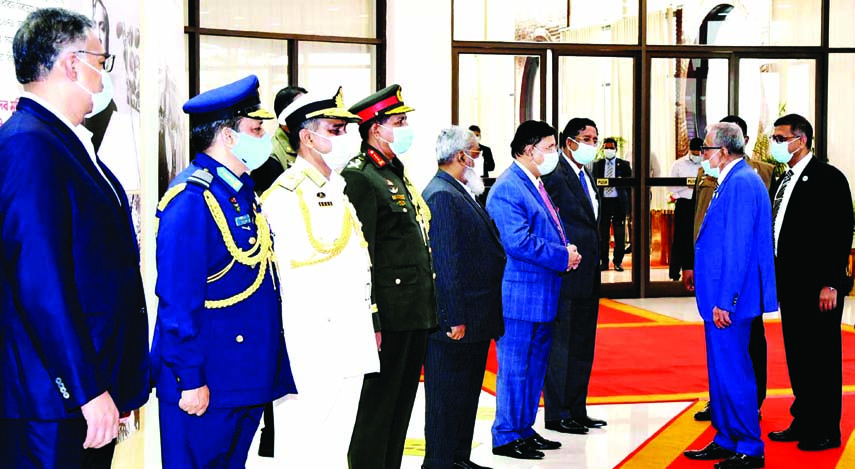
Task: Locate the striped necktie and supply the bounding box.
[605,160,617,197]
[772,169,794,238]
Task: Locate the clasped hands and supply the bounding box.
[566,244,582,271]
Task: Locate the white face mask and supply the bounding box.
[534,146,559,175]
[570,138,598,165]
[462,154,485,195]
[308,130,354,173]
[75,58,113,118]
[689,153,703,164]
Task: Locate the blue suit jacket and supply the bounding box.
[543,155,601,299]
[695,159,777,321]
[0,98,150,419]
[423,170,506,343]
[486,163,568,323]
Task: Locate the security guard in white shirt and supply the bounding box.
[252,88,380,468]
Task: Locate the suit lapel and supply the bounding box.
[560,157,596,223]
[510,163,563,240]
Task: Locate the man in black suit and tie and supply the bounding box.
[469,125,495,177]
[766,113,853,452]
[422,127,506,469]
[592,137,632,271]
[543,118,607,435]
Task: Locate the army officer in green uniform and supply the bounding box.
[344,84,438,469]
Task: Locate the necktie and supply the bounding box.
[537,180,566,244]
[605,160,616,197]
[579,169,593,210]
[772,169,794,238]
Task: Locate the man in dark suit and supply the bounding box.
[469,125,495,177]
[343,85,438,469]
[0,9,150,467]
[422,127,506,469]
[766,114,853,452]
[592,137,632,271]
[486,120,581,461]
[543,118,606,436]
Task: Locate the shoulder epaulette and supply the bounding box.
[187,168,214,188]
[344,154,367,171]
[276,168,306,192]
[157,183,188,212]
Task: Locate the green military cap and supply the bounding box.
[349,84,415,125]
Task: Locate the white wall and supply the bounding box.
[386,0,452,191]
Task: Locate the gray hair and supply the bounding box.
[706,122,745,156]
[435,126,477,165]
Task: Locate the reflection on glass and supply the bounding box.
[454,0,638,44]
[200,36,288,135]
[738,59,815,159]
[831,0,855,46]
[828,55,855,197]
[650,57,728,189]
[199,0,375,38]
[298,42,376,108]
[458,54,541,174]
[647,0,820,47]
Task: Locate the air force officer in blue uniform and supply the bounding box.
[684,122,776,469]
[0,9,150,468]
[486,121,581,460]
[152,75,296,468]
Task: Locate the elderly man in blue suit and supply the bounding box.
[0,8,150,468]
[486,120,581,460]
[683,122,777,469]
[422,127,506,469]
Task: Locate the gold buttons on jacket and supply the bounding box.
[236,334,244,343]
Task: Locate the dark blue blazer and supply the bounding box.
[695,159,777,321]
[543,155,601,299]
[0,98,150,419]
[423,170,505,343]
[486,163,568,323]
[592,157,632,214]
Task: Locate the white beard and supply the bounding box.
[463,166,485,195]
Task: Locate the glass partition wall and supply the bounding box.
[453,0,854,298]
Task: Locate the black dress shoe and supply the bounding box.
[492,439,544,460]
[577,416,607,428]
[526,433,561,450]
[767,427,800,442]
[614,264,624,272]
[714,453,764,468]
[545,418,589,434]
[683,442,737,460]
[797,437,841,451]
[453,459,492,469]
[694,402,712,421]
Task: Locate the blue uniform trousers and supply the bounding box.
[159,401,264,468]
[705,318,764,457]
[491,318,554,447]
[0,419,115,468]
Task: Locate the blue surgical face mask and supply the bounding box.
[570,138,598,165]
[230,129,272,171]
[534,146,559,175]
[380,124,415,156]
[701,158,720,179]
[770,138,798,164]
[75,58,113,118]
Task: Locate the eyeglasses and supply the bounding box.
[463,149,482,158]
[75,50,115,73]
[769,135,798,144]
[700,146,722,152]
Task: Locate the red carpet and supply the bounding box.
[617,394,855,468]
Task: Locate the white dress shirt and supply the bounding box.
[515,159,541,189]
[773,152,813,255]
[670,155,702,199]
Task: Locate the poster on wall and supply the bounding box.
[0,0,144,240]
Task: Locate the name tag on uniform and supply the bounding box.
[686,177,696,186]
[234,214,252,227]
[596,178,609,186]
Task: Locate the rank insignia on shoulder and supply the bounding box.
[346,157,365,170]
[317,192,326,199]
[234,214,252,227]
[319,201,333,207]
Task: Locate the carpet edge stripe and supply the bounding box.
[836,422,855,469]
[616,400,709,469]
[600,299,684,324]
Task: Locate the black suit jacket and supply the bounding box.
[544,156,601,299]
[592,157,632,215]
[479,144,495,177]
[423,170,506,343]
[773,156,853,299]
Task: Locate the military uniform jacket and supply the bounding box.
[152,153,296,408]
[341,145,437,332]
[263,158,380,381]
[0,98,150,419]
